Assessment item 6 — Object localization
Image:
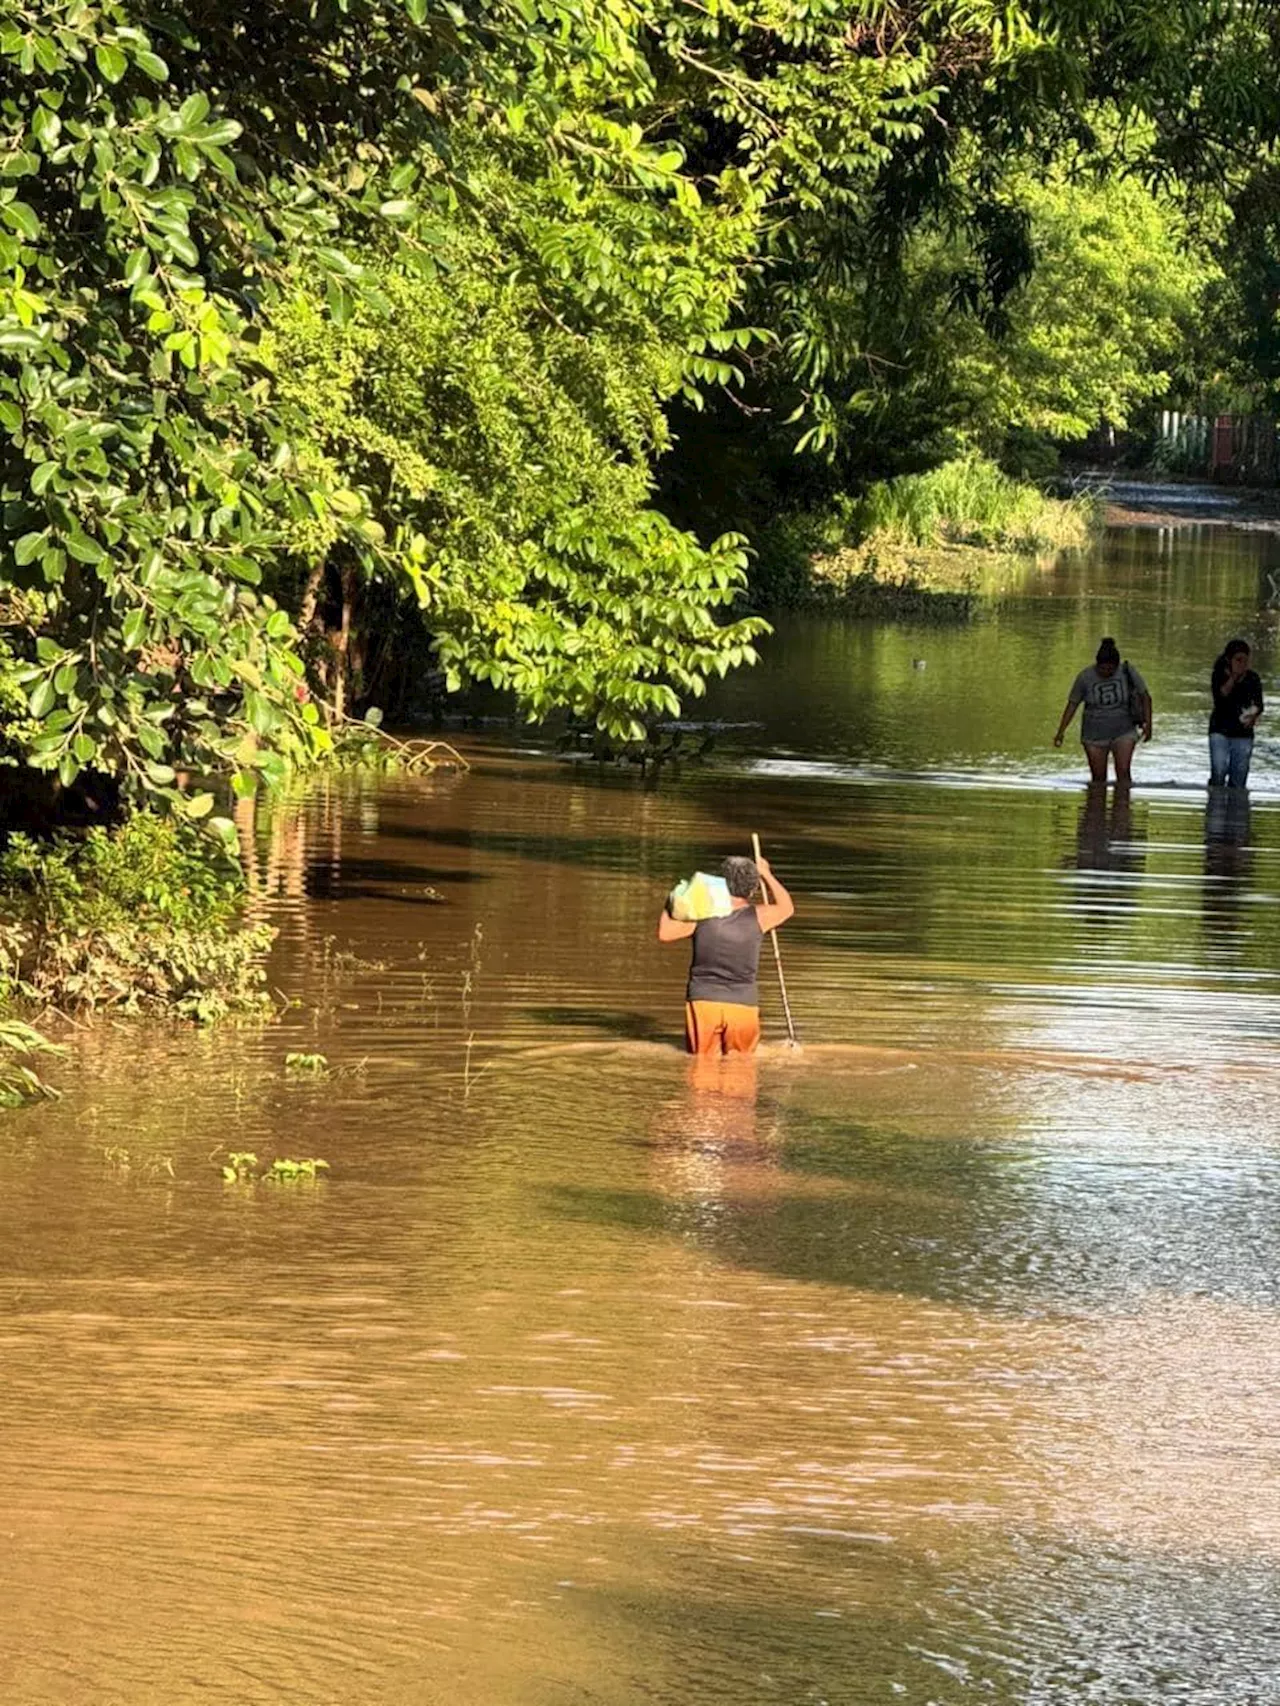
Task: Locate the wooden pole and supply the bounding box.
[752,832,798,1046]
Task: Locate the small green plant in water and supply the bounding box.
[220,1150,329,1183]
[267,1157,330,1181]
[853,455,1098,554]
[284,1051,329,1076]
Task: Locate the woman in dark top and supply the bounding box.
[1209,638,1264,788]
[657,854,794,1054]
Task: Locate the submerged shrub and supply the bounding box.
[0,1017,62,1106]
[0,815,272,1023]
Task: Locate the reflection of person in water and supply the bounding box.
[1074,780,1137,872]
[1066,785,1148,942]
[657,855,794,1055]
[1209,638,1264,789]
[647,1045,774,1203]
[1203,789,1253,946]
[1053,637,1152,784]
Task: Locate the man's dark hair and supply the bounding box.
[722,855,759,899]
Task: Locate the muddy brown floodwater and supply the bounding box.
[3,518,1280,1704]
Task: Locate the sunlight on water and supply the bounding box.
[2,523,1280,1703]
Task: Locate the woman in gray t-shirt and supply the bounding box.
[1053,636,1152,783]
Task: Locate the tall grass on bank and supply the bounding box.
[752,456,1100,610]
[854,455,1096,554]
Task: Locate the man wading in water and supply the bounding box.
[657,855,795,1054]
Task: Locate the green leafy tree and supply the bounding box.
[902,166,1218,449]
[0,1,346,818]
[270,122,767,738]
[0,0,765,801]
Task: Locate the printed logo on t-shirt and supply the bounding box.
[1092,678,1125,708]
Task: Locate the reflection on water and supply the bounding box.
[4,524,1280,1702]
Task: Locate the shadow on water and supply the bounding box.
[571,1537,1280,1706]
[406,822,677,873]
[522,1006,674,1043]
[547,1082,1280,1314]
[303,854,491,897]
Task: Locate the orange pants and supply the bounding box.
[684,1000,760,1056]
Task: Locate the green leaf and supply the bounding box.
[247,695,278,737]
[0,400,21,432]
[177,93,211,131]
[94,42,128,83]
[30,107,60,152]
[137,722,166,759]
[122,610,146,650]
[379,199,415,220]
[135,49,168,81]
[195,121,242,148]
[206,816,239,853]
[66,532,105,565]
[27,678,54,718]
[144,761,176,785]
[184,791,215,818]
[166,232,200,267]
[1,201,40,240]
[325,282,352,325]
[14,530,45,565]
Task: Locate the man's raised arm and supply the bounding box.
[755,857,794,933]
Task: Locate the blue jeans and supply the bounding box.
[1209,733,1252,788]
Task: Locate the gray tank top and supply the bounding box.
[687,907,763,1005]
